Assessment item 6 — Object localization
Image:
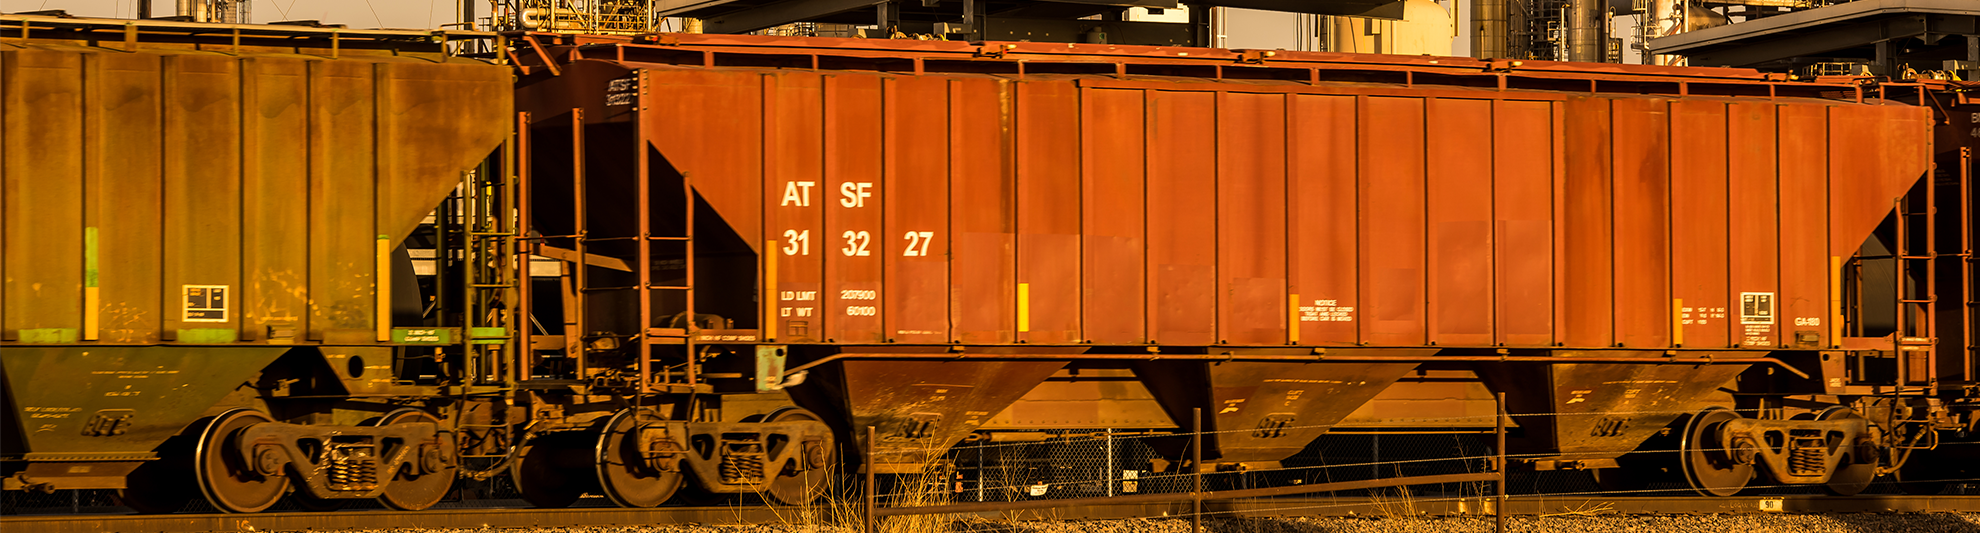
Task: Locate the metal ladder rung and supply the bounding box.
[647,285,690,291]
[648,236,691,241]
[580,286,640,292]
[1899,299,1937,304]
[581,236,641,242]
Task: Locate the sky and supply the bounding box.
[18,0,452,29]
[12,0,1640,63]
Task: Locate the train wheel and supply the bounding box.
[375,409,458,510]
[1817,408,1876,497]
[512,431,588,508]
[1679,407,1752,497]
[195,409,287,513]
[758,408,836,506]
[595,408,685,508]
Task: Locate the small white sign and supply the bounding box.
[182,285,229,322]
[1027,482,1049,497]
[1758,499,1784,512]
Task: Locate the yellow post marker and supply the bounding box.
[1287,294,1301,344]
[1017,283,1030,333]
[1831,256,1844,346]
[84,227,99,341]
[1672,298,1684,347]
[764,240,778,342]
[377,235,391,342]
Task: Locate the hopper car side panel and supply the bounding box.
[765,72,825,342]
[1016,81,1082,344]
[1728,102,1781,349]
[1426,97,1494,347]
[1288,94,1361,345]
[1492,99,1555,347]
[883,76,952,345]
[1560,97,1614,348]
[1671,100,1732,349]
[1779,105,1830,349]
[163,55,246,344]
[825,74,885,344]
[1611,97,1672,348]
[0,22,511,497]
[2,49,85,342]
[1216,91,1289,347]
[244,58,311,346]
[1081,87,1147,345]
[947,78,1016,345]
[607,63,1931,351]
[1146,89,1218,346]
[1358,96,1428,346]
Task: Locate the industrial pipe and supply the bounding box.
[1473,0,1507,59]
[1567,0,1605,62]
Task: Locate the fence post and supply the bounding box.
[865,425,877,533]
[1192,407,1202,533]
[1495,392,1507,533]
[1105,428,1115,497]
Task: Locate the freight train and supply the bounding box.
[2,13,1975,513]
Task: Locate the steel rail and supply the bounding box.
[6,495,1978,533]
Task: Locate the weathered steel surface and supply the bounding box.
[1288,94,1360,346]
[1427,97,1494,347]
[824,358,1067,471]
[0,36,510,347]
[1475,351,1755,460]
[1492,99,1555,347]
[1081,88,1147,345]
[0,346,288,481]
[1137,355,1424,462]
[1727,102,1783,349]
[1671,100,1732,349]
[1359,96,1428,346]
[1146,90,1219,346]
[1778,105,1831,349]
[0,21,510,491]
[1611,98,1672,348]
[883,76,951,345]
[514,34,1931,352]
[1560,96,1616,349]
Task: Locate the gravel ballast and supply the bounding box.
[286,513,1980,533]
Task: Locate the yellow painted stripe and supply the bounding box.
[84,227,99,340]
[377,235,391,342]
[1672,298,1684,347]
[764,240,778,342]
[84,287,100,341]
[1017,283,1030,333]
[1831,256,1844,346]
[1287,293,1301,344]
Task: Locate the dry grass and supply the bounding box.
[1366,485,1421,519]
[1539,500,1615,517]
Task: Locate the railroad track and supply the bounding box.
[6,495,1978,533]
